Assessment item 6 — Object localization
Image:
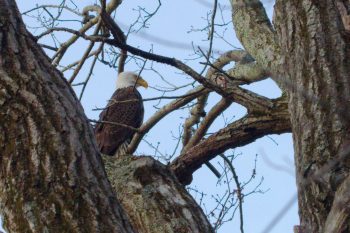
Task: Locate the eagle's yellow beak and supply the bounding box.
[136,78,148,89]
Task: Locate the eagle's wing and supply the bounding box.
[94,87,144,155]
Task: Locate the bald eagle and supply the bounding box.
[94,71,148,156]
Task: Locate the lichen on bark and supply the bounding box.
[103,155,214,233]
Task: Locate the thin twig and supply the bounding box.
[89,119,140,132]
[199,0,218,75]
[220,154,244,233]
[79,43,104,100]
[69,21,102,84]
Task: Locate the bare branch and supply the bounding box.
[61,48,102,72]
[79,43,104,100]
[22,4,82,16]
[170,97,291,185]
[126,87,208,154]
[69,23,102,84]
[182,94,208,147]
[199,0,218,75]
[227,62,269,84]
[219,154,244,233]
[231,86,273,113]
[51,0,122,66]
[183,98,232,151]
[92,4,127,73]
[38,43,58,51]
[100,10,239,99]
[183,50,249,148]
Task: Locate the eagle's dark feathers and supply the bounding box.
[94,86,144,156]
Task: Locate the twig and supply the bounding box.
[199,0,218,75]
[89,119,140,132]
[61,48,102,72]
[126,86,209,154]
[22,4,82,16]
[220,154,244,233]
[79,43,104,100]
[38,43,58,51]
[51,0,122,66]
[69,22,102,84]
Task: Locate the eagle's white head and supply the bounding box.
[116,71,148,89]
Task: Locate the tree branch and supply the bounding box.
[229,0,280,70]
[51,0,122,66]
[99,10,240,100]
[227,62,269,84]
[61,48,102,72]
[219,154,244,233]
[68,22,102,84]
[79,43,104,100]
[182,50,250,148]
[182,94,208,147]
[126,86,208,154]
[170,97,291,185]
[183,98,232,151]
[231,86,273,113]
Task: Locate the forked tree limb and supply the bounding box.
[230,0,280,70]
[170,97,291,185]
[183,98,232,152]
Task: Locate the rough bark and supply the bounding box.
[0,1,135,232]
[104,156,213,233]
[273,1,350,232]
[231,0,350,232]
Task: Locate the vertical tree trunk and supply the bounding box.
[274,0,350,232]
[0,1,135,232]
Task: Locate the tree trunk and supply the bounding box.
[0,1,213,232]
[273,0,350,232]
[0,1,135,232]
[230,0,350,231]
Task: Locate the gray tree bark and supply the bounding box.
[0,1,213,232]
[274,1,350,232]
[230,0,350,232]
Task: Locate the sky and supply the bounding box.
[9,1,299,232]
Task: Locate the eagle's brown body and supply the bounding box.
[94,86,144,156]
